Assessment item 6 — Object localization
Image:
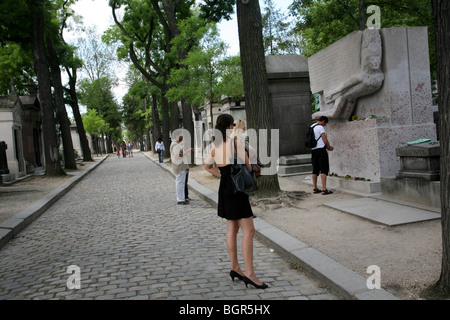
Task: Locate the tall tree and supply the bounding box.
[108,0,172,158]
[122,80,148,147]
[167,21,228,129]
[237,0,280,196]
[64,52,93,161]
[74,26,122,154]
[46,34,77,169]
[52,0,93,162]
[78,76,122,153]
[75,27,118,82]
[26,0,65,176]
[261,0,294,55]
[108,0,236,159]
[430,0,450,298]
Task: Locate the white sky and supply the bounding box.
[65,0,294,102]
[67,0,294,54]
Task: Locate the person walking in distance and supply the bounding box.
[204,114,268,289]
[311,116,334,195]
[155,137,165,163]
[120,141,127,158]
[127,141,133,157]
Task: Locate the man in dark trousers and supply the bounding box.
[311,116,334,195]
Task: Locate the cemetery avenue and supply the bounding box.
[0,152,340,301]
[0,151,443,300]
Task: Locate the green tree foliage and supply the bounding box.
[262,0,297,55]
[0,43,35,95]
[82,108,108,137]
[78,77,122,147]
[0,0,31,45]
[122,80,148,145]
[217,55,244,101]
[290,0,435,76]
[197,0,235,23]
[0,0,35,94]
[167,22,229,126]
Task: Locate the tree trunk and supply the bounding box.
[236,0,280,196]
[181,99,195,164]
[27,0,64,176]
[65,66,93,161]
[359,0,366,30]
[46,35,77,170]
[160,88,171,158]
[151,93,162,145]
[170,100,179,132]
[159,0,195,153]
[432,0,450,296]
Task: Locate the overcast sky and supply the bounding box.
[67,0,294,55]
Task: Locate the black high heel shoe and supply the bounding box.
[230,270,245,282]
[243,276,268,289]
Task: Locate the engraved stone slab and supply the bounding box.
[308,31,362,113]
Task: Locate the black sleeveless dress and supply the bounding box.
[217,165,254,220]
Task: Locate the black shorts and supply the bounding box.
[311,147,329,175]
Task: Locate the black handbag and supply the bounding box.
[230,138,258,195]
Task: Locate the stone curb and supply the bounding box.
[0,155,109,250]
[143,152,399,300]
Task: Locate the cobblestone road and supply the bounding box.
[0,152,339,300]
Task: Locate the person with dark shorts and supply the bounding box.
[311,116,334,195]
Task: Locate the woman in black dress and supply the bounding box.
[204,114,268,289]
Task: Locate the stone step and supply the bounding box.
[278,163,312,176]
[278,154,311,166]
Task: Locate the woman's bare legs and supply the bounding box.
[227,217,264,285]
[239,217,264,285]
[227,220,244,276]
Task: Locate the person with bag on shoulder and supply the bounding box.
[204,114,268,290]
[231,120,263,179]
[310,116,334,195]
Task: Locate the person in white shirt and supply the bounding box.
[127,141,133,157]
[170,135,193,205]
[155,138,165,163]
[311,116,334,195]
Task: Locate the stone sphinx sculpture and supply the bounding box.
[312,28,384,120]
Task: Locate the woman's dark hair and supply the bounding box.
[215,114,234,143]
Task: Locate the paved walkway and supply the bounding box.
[0,152,339,300]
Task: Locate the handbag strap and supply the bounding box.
[233,137,237,165]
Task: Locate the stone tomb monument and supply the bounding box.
[265,55,312,156]
[265,55,313,175]
[381,142,441,208]
[308,27,436,182]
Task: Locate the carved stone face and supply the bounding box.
[367,56,381,71]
